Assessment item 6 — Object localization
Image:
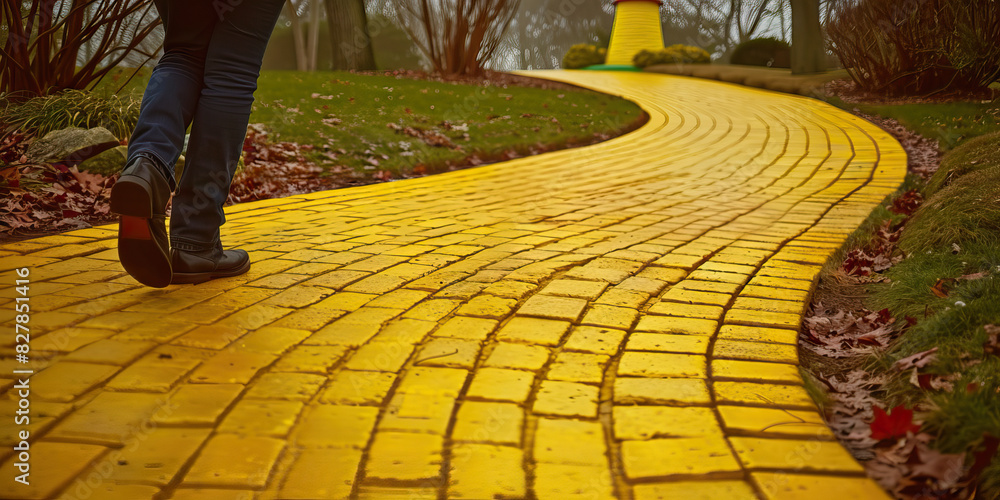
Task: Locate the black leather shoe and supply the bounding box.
[170,245,250,284]
[111,155,173,288]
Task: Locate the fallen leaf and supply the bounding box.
[893,348,938,371]
[930,279,952,298]
[871,405,921,440]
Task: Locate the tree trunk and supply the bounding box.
[307,0,322,71]
[325,0,376,70]
[286,0,308,71]
[790,0,826,74]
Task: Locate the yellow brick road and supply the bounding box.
[0,71,902,499]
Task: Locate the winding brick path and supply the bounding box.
[0,70,903,499]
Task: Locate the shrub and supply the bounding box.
[633,44,711,68]
[827,0,1000,97]
[1,90,141,140]
[562,44,606,69]
[730,37,790,68]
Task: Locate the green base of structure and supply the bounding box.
[583,64,642,72]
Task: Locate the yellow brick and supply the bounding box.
[673,279,741,294]
[279,447,363,500]
[365,289,429,309]
[466,368,534,403]
[595,288,648,308]
[713,381,816,409]
[452,401,523,445]
[547,352,609,384]
[484,342,550,371]
[293,405,379,448]
[182,434,285,488]
[540,279,608,299]
[716,405,833,439]
[395,366,468,397]
[613,406,723,440]
[402,299,461,322]
[415,337,480,368]
[102,427,211,486]
[0,441,107,500]
[633,481,758,500]
[373,318,437,344]
[105,352,200,392]
[717,324,799,345]
[171,324,245,350]
[533,463,615,500]
[482,279,538,299]
[634,315,717,336]
[564,265,631,283]
[496,317,571,346]
[620,436,741,479]
[688,269,751,285]
[660,287,731,306]
[31,361,119,402]
[532,380,599,418]
[270,307,347,331]
[345,341,415,372]
[725,309,802,329]
[625,332,708,354]
[563,326,626,355]
[355,486,439,499]
[730,437,864,472]
[456,295,517,319]
[741,284,810,302]
[613,377,711,405]
[271,345,348,373]
[342,273,408,294]
[746,275,814,291]
[732,296,804,315]
[218,399,304,437]
[700,261,755,275]
[433,316,498,341]
[517,294,588,322]
[154,384,243,426]
[364,432,443,482]
[713,340,799,365]
[752,473,890,500]
[534,418,606,466]
[188,351,275,384]
[646,301,724,320]
[319,370,396,405]
[246,372,326,400]
[618,352,706,378]
[260,285,330,307]
[580,304,638,329]
[64,483,161,500]
[448,444,525,499]
[652,253,704,269]
[379,392,455,434]
[61,339,156,365]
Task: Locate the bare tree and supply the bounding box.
[327,0,376,70]
[395,0,521,75]
[1,0,161,96]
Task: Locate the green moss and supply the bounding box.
[900,167,1000,253]
[925,131,1000,196]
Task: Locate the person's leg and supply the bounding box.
[168,0,285,283]
[111,0,217,288]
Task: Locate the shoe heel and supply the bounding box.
[111,176,154,218]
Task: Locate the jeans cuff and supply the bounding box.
[170,237,217,253]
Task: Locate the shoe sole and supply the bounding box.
[171,258,251,285]
[112,177,172,288]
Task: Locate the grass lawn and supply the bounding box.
[825,87,1000,152]
[89,67,645,178]
[248,71,643,177]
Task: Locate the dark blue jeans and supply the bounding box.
[128,0,284,251]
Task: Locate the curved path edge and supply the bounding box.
[0,70,904,500]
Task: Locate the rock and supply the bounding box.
[25,127,119,164]
[79,145,128,176]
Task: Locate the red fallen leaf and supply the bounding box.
[871,405,921,440]
[905,316,918,326]
[888,189,923,216]
[61,209,81,218]
[967,382,980,393]
[876,308,893,324]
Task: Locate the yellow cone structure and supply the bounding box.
[605,0,665,66]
